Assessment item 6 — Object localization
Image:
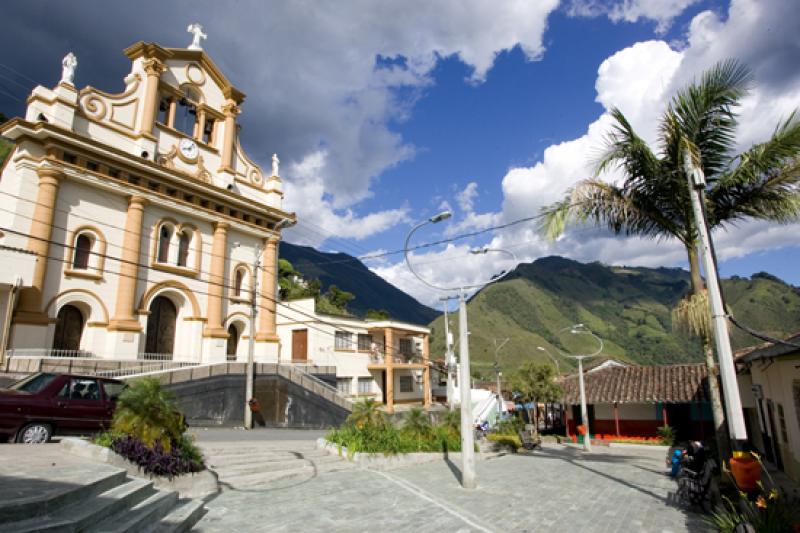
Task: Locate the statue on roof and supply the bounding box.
[272,153,280,177]
[187,23,207,50]
[60,52,78,85]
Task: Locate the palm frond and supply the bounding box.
[665,59,753,179]
[710,111,800,225]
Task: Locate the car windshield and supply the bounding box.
[9,373,58,393]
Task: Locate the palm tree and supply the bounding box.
[346,398,387,429]
[540,60,800,455]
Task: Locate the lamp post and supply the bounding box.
[683,153,747,447]
[245,242,264,430]
[536,346,560,375]
[556,324,603,452]
[492,338,509,420]
[403,214,517,489]
[441,296,457,410]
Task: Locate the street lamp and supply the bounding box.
[536,346,561,376]
[403,213,517,490]
[492,338,509,421]
[556,324,603,452]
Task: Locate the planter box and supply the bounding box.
[317,438,495,470]
[61,438,219,499]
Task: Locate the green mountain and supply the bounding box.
[279,242,438,324]
[427,256,800,378]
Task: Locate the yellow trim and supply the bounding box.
[44,288,110,324]
[64,224,108,278]
[138,279,201,317]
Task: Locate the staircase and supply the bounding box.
[200,440,355,491]
[0,445,206,532]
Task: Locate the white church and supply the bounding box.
[0,26,294,363]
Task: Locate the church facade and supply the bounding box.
[0,30,294,364]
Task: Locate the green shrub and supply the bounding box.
[328,409,463,455]
[111,377,186,452]
[486,433,521,450]
[656,425,675,446]
[93,430,124,448]
[495,416,524,435]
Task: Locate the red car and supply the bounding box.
[0,373,126,443]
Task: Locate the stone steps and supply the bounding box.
[0,445,207,532]
[202,442,354,491]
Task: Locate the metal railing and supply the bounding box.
[95,361,199,378]
[5,349,97,359]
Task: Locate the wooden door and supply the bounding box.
[52,305,84,351]
[145,296,177,356]
[292,329,308,362]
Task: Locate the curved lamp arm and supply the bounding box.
[403,213,454,292]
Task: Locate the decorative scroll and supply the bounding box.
[78,74,142,126]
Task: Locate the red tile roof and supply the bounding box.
[561,363,708,405]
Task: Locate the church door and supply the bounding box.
[226,324,239,361]
[145,296,177,357]
[52,305,84,352]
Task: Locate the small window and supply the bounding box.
[399,338,413,355]
[86,161,99,172]
[202,118,215,144]
[102,381,126,401]
[72,233,92,270]
[107,167,120,179]
[157,225,171,263]
[68,378,101,401]
[357,334,372,351]
[357,378,372,394]
[177,231,190,267]
[10,373,57,393]
[157,95,172,125]
[335,331,353,351]
[234,269,244,297]
[63,152,77,164]
[337,379,351,395]
[399,375,414,393]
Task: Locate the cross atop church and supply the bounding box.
[187,23,207,50]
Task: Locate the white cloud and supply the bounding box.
[374,0,800,306]
[2,0,560,243]
[567,0,699,33]
[456,182,479,212]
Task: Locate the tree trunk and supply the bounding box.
[687,245,730,458]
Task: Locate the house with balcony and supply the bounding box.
[275,298,431,412]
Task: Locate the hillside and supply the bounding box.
[279,242,438,324]
[427,256,800,377]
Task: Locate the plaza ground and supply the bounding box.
[193,429,708,533]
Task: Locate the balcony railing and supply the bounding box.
[369,351,424,365]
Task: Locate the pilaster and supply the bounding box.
[203,222,229,338]
[255,236,280,343]
[108,195,147,332]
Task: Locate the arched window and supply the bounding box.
[157,225,171,263]
[52,304,84,352]
[226,324,240,361]
[177,232,190,267]
[234,269,244,297]
[72,234,91,270]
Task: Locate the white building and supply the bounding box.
[0,29,294,364]
[276,298,432,412]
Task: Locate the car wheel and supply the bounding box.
[16,423,52,444]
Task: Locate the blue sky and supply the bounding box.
[1,0,798,306]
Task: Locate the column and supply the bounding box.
[218,101,240,172]
[204,222,228,338]
[139,58,166,137]
[614,402,621,437]
[14,167,63,324]
[255,236,279,342]
[422,334,431,408]
[108,196,147,331]
[385,328,394,413]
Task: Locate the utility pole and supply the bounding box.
[245,243,264,430]
[493,338,509,419]
[441,296,457,410]
[576,356,591,452]
[684,154,747,445]
[458,287,476,489]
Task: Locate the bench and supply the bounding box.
[518,429,542,451]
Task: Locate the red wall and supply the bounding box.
[566,418,713,439]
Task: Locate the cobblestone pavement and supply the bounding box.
[197,443,709,533]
